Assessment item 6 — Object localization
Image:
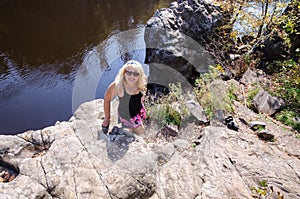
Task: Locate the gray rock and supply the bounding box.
[156,126,300,198]
[145,0,222,82]
[173,139,190,150]
[1,99,300,198]
[252,90,283,115]
[156,125,178,141]
[185,99,208,124]
[249,121,267,131]
[240,68,270,86]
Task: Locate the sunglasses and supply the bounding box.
[125,70,140,77]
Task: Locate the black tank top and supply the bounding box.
[118,89,143,120]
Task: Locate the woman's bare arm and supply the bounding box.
[102,82,117,127]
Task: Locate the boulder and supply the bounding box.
[263,34,286,61]
[144,0,223,83]
[252,90,283,115]
[185,99,209,124]
[239,68,271,87]
[249,121,267,131]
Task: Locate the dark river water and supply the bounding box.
[0,0,173,135]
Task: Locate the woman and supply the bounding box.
[102,60,147,135]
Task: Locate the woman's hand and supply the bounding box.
[102,118,110,128]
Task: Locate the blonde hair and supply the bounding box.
[115,60,147,94]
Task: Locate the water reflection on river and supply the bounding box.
[0,0,173,134]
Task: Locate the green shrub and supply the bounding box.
[246,85,261,110]
[275,110,300,131]
[145,83,190,128]
[270,59,300,112]
[194,65,238,119]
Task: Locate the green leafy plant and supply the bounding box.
[228,87,238,102]
[164,105,181,127]
[194,65,222,119]
[206,0,300,132]
[246,85,261,110]
[145,83,190,128]
[251,180,268,197]
[227,82,238,111]
[275,110,300,131]
[271,60,300,111]
[252,125,266,133]
[191,142,197,148]
[194,65,238,119]
[251,179,285,198]
[266,58,300,131]
[259,180,268,187]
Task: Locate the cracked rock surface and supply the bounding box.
[0,99,300,199]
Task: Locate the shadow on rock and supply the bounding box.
[0,159,19,183]
[99,126,135,162]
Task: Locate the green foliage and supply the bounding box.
[213,0,299,64]
[251,180,268,197]
[257,0,300,131]
[252,125,266,133]
[195,65,220,119]
[284,20,296,34]
[217,0,297,61]
[167,83,190,120]
[224,82,239,113]
[191,142,197,148]
[251,179,285,198]
[259,180,268,187]
[195,65,220,89]
[252,187,267,197]
[145,83,190,128]
[246,85,261,109]
[201,0,300,131]
[275,110,300,132]
[268,59,300,131]
[269,59,300,114]
[228,84,238,103]
[274,0,300,63]
[194,65,238,119]
[164,105,181,127]
[281,0,300,35]
[228,91,238,103]
[146,101,181,128]
[251,179,268,197]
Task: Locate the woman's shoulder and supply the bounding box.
[105,81,118,97]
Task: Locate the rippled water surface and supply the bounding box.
[0,0,173,134]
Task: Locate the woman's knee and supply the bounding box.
[133,125,144,135]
